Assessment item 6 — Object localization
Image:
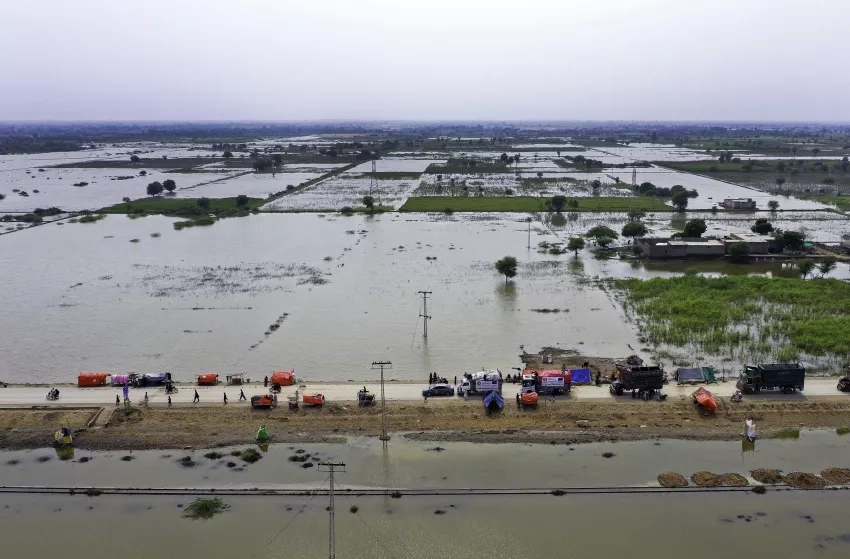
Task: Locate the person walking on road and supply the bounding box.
[239,389,246,401]
[454,375,457,386]
[116,395,120,406]
[223,392,228,405]
[144,392,149,406]
[193,389,200,403]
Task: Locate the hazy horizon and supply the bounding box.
[2,0,848,122]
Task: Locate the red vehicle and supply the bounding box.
[271,370,295,387]
[302,393,325,407]
[197,373,219,385]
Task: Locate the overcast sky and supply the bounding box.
[1,0,848,122]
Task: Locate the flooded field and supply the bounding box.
[2,434,850,558]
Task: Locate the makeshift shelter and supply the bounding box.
[141,372,168,386]
[701,367,717,383]
[676,367,704,383]
[271,370,295,386]
[568,368,592,384]
[78,372,109,387]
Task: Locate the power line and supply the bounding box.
[342,494,404,559]
[250,476,329,559]
[318,462,346,559]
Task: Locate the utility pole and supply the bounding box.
[370,159,377,198]
[418,291,432,339]
[318,462,346,559]
[372,361,392,441]
[526,217,532,249]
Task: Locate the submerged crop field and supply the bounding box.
[612,275,850,367]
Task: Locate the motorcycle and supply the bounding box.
[46,388,60,401]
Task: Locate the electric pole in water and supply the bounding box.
[318,462,346,559]
[372,361,392,441]
[418,291,432,339]
[526,217,532,249]
[370,159,377,198]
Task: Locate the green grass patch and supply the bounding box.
[425,158,513,174]
[768,428,801,440]
[837,427,850,435]
[400,196,672,213]
[798,195,850,211]
[100,196,263,219]
[613,275,850,360]
[239,448,263,463]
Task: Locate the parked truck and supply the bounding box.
[521,370,572,395]
[737,363,805,394]
[457,370,502,396]
[610,365,665,400]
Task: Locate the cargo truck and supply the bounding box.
[457,370,502,396]
[736,363,805,394]
[610,365,665,400]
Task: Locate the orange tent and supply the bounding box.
[271,370,294,386]
[78,372,109,387]
[197,373,219,385]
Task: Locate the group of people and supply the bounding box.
[428,372,452,385]
[116,388,248,407]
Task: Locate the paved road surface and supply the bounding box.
[0,379,844,407]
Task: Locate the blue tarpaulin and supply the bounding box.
[569,368,592,384]
[483,391,504,409]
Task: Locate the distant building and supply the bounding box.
[721,198,757,210]
[638,233,774,258]
[726,233,774,254]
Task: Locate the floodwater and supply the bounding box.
[3,434,850,558]
[3,431,850,490]
[3,492,850,559]
[0,213,641,383]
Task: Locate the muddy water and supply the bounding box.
[3,435,850,558]
[2,492,850,559]
[0,213,641,383]
[3,431,849,490]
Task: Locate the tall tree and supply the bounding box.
[567,237,585,255]
[817,256,837,278]
[162,179,176,193]
[683,219,707,238]
[146,181,163,196]
[494,256,518,284]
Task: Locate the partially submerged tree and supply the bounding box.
[683,219,707,238]
[494,256,518,284]
[162,179,176,194]
[818,256,837,278]
[671,190,690,211]
[751,218,774,235]
[775,177,785,187]
[585,225,619,245]
[728,242,749,262]
[627,208,647,222]
[222,151,233,158]
[567,237,586,255]
[796,258,815,279]
[362,195,375,212]
[146,181,163,196]
[130,155,141,163]
[621,221,648,239]
[767,200,780,211]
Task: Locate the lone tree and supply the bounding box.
[362,195,375,212]
[818,256,837,278]
[549,195,567,212]
[768,200,780,211]
[197,197,211,210]
[163,179,176,194]
[222,151,233,158]
[146,181,163,196]
[130,155,141,163]
[671,190,690,211]
[494,256,518,284]
[590,179,602,190]
[236,194,249,207]
[796,258,815,279]
[683,219,707,238]
[567,237,586,255]
[728,242,749,262]
[622,221,648,239]
[751,218,774,235]
[775,177,786,187]
[585,225,619,247]
[627,208,647,222]
[781,230,806,251]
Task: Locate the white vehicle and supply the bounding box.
[457,369,502,396]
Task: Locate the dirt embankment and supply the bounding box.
[3,396,850,451]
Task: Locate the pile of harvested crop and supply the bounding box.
[819,468,850,485]
[784,472,827,489]
[718,473,749,486]
[691,471,720,487]
[751,469,785,484]
[657,472,688,488]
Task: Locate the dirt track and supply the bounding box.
[2,396,850,450]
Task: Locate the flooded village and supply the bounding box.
[4,0,850,557]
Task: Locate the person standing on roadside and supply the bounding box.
[264,376,269,388]
[168,396,172,408]
[193,389,200,403]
